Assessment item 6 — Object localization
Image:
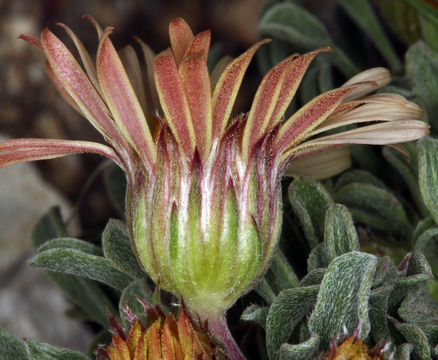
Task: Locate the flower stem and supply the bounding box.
[208,315,246,360]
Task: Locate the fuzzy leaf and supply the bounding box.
[102,219,144,279]
[406,42,438,132]
[288,179,333,248]
[26,339,90,360]
[369,285,393,343]
[0,328,29,360]
[399,285,438,327]
[119,278,154,326]
[307,243,329,272]
[259,2,359,76]
[393,321,431,360]
[37,238,103,256]
[30,248,133,291]
[383,144,427,216]
[323,204,359,262]
[266,285,319,360]
[241,305,269,330]
[394,343,414,360]
[256,278,277,305]
[335,169,387,190]
[31,209,115,327]
[337,0,402,71]
[31,207,66,249]
[267,250,299,292]
[278,335,319,360]
[299,268,326,286]
[418,137,438,225]
[334,182,413,239]
[308,251,377,348]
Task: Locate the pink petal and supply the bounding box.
[179,51,212,159]
[274,87,355,157]
[268,48,331,130]
[183,30,211,62]
[97,28,156,166]
[82,15,103,38]
[241,54,298,162]
[41,28,125,148]
[285,146,351,180]
[18,34,42,51]
[56,22,100,94]
[0,139,121,167]
[295,120,430,148]
[154,49,195,159]
[169,17,194,65]
[212,39,270,142]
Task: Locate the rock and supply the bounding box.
[0,144,93,352]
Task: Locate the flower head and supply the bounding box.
[98,302,225,360]
[1,16,428,358]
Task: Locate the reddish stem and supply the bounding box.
[208,315,246,360]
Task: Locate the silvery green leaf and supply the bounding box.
[308,252,377,348]
[369,285,393,343]
[288,179,334,248]
[383,143,427,216]
[31,209,115,327]
[268,250,299,291]
[102,219,144,279]
[323,204,359,263]
[399,285,438,327]
[119,278,154,326]
[31,207,66,249]
[30,248,133,291]
[37,238,102,256]
[256,278,277,305]
[406,42,438,132]
[373,256,399,288]
[278,335,319,360]
[392,320,431,360]
[418,137,438,225]
[335,169,387,190]
[259,2,358,76]
[334,182,413,239]
[414,217,436,241]
[241,305,269,330]
[0,328,29,360]
[394,343,414,360]
[26,339,90,360]
[266,285,319,360]
[337,0,402,71]
[299,268,326,287]
[307,243,329,272]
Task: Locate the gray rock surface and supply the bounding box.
[0,153,93,352]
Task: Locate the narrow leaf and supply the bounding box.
[338,0,402,71]
[0,328,29,360]
[26,339,90,360]
[308,252,377,348]
[266,286,320,360]
[324,204,359,262]
[278,335,319,360]
[288,179,334,248]
[241,305,269,330]
[418,137,438,225]
[102,219,144,279]
[30,248,133,291]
